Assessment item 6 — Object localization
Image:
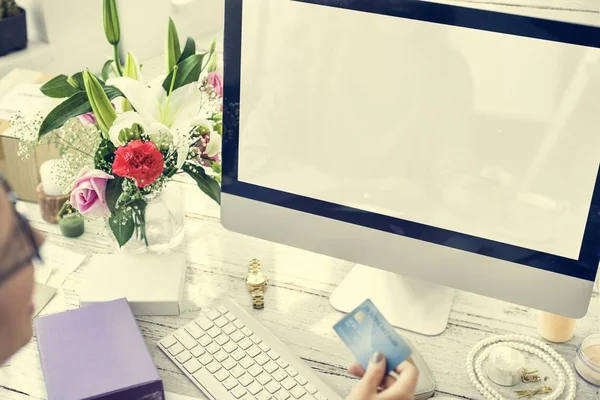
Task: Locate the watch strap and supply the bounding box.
[249,258,261,274]
[251,288,264,309]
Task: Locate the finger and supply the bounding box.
[354,353,388,396]
[379,361,419,399]
[348,363,365,378]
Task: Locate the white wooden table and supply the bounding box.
[0,174,598,400]
[1,2,599,399]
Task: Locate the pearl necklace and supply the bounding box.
[466,335,577,400]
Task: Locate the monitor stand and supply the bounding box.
[330,264,454,336]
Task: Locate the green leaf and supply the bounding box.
[39,86,123,137]
[166,17,181,73]
[40,75,79,98]
[109,210,135,247]
[71,72,85,89]
[179,37,196,62]
[105,176,123,214]
[182,162,221,204]
[101,60,114,81]
[162,53,205,93]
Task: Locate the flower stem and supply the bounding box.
[162,65,179,121]
[113,45,123,76]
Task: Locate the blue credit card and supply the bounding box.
[333,299,412,374]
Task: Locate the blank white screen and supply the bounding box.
[237,0,600,260]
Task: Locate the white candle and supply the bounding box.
[39,159,63,196]
[487,346,524,387]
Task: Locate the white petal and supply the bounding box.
[107,77,163,122]
[162,83,202,127]
[108,111,148,146]
[205,131,222,158]
[191,118,212,131]
[147,122,173,148]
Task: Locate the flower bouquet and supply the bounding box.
[15,0,222,251]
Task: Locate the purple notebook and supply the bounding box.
[34,298,164,400]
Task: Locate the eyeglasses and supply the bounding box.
[0,175,43,286]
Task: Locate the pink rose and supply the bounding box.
[70,169,114,217]
[207,72,223,97]
[79,112,97,126]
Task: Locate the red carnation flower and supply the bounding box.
[112,140,164,188]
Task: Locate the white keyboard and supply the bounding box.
[158,299,342,400]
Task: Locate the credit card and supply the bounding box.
[334,299,412,374]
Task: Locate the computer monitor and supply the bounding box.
[221,0,600,335]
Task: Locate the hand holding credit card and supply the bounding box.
[334,299,412,375]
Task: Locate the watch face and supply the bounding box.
[247,273,266,286]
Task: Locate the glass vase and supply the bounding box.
[107,183,185,254]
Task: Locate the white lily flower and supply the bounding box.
[109,111,147,147]
[107,77,202,168]
[205,131,222,158]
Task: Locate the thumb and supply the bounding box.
[355,352,387,395]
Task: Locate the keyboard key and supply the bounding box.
[277,359,289,369]
[196,316,214,331]
[273,369,288,382]
[275,390,291,400]
[160,335,177,348]
[228,364,243,377]
[314,393,327,400]
[247,345,261,358]
[218,305,228,314]
[264,363,278,376]
[230,331,245,342]
[268,350,280,360]
[248,382,263,395]
[250,334,262,344]
[296,375,308,386]
[259,343,271,352]
[215,334,230,346]
[232,349,246,361]
[222,357,237,370]
[215,349,229,363]
[208,327,222,338]
[225,312,237,321]
[234,320,245,329]
[305,385,317,395]
[224,342,238,353]
[257,372,273,385]
[223,323,236,335]
[193,370,205,384]
[266,381,282,394]
[185,323,204,340]
[199,336,213,347]
[199,354,213,365]
[282,377,297,390]
[206,342,220,354]
[239,356,254,369]
[257,391,272,400]
[176,350,192,364]
[256,353,270,366]
[239,373,254,387]
[248,364,263,377]
[175,331,197,350]
[207,310,221,320]
[239,338,253,350]
[191,346,205,358]
[290,386,306,399]
[232,386,247,399]
[206,361,222,374]
[168,343,184,356]
[242,327,253,336]
[286,367,298,377]
[183,358,202,374]
[215,369,230,382]
[215,316,229,328]
[223,376,239,390]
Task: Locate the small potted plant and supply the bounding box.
[0,0,27,56]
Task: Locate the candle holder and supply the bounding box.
[36,183,70,224]
[538,311,576,343]
[57,201,85,238]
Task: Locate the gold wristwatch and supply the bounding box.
[246,259,268,309]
